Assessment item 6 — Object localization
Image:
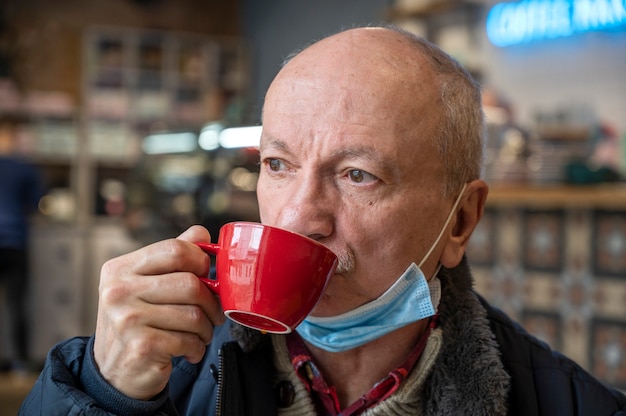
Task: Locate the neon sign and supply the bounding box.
[486,0,626,46]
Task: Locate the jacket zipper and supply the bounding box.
[215,348,224,416]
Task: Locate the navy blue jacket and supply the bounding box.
[20,260,626,415]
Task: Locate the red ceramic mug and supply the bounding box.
[195,222,338,334]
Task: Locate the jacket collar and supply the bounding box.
[230,256,511,415]
[422,256,510,416]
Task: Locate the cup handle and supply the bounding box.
[195,242,220,294]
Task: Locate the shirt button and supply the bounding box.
[275,380,295,407]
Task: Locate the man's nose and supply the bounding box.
[274,175,334,241]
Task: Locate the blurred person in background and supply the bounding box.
[0,116,44,374]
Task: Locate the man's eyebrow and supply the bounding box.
[333,146,399,180]
[259,137,290,153]
[333,146,390,166]
[333,146,381,162]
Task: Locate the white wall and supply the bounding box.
[240,0,392,122]
[240,0,626,137]
[479,26,626,134]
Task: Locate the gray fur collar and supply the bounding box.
[230,256,510,415]
[422,257,510,415]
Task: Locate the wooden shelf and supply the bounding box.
[486,184,626,209]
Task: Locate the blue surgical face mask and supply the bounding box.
[296,184,466,352]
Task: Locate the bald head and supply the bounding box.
[277,27,438,91]
[263,26,484,196]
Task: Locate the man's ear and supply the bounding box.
[440,179,488,268]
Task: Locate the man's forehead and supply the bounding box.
[293,31,413,71]
[266,29,437,111]
[261,27,442,164]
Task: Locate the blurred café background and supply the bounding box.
[0,0,625,396]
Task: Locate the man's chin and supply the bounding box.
[308,294,342,318]
[308,287,363,318]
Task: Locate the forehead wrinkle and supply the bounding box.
[268,79,328,109]
[269,75,385,123]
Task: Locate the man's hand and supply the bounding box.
[93,225,225,400]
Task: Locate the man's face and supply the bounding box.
[256,29,452,317]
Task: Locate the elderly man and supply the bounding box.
[21,26,625,415]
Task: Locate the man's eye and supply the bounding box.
[267,158,283,172]
[348,169,377,184]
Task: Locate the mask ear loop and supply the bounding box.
[418,183,468,269]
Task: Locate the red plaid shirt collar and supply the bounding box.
[287,316,438,416]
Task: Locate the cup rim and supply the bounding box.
[224,221,336,255]
[225,309,293,334]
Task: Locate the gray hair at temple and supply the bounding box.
[388,25,484,198]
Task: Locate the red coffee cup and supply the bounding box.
[196,222,338,334]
